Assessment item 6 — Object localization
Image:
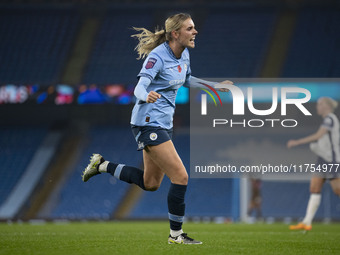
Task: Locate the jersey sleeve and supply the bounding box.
[137,53,163,81]
[321,116,334,130]
[134,76,151,102]
[184,76,218,88]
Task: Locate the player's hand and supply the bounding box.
[287,139,299,148]
[146,91,161,103]
[216,80,233,92]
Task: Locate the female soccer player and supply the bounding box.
[287,97,340,231]
[82,13,231,244]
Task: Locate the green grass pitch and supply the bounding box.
[1,221,339,255]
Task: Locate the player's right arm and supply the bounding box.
[134,77,161,103]
[287,127,328,148]
[135,53,163,103]
[287,116,333,148]
[185,76,233,92]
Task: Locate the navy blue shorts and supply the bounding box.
[131,125,173,151]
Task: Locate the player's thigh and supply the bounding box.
[330,178,340,196]
[143,150,165,190]
[144,140,188,185]
[309,176,325,193]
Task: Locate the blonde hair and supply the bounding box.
[131,13,191,59]
[320,97,338,111]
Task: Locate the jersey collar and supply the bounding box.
[164,41,181,60]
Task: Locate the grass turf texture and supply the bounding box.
[1,222,339,255]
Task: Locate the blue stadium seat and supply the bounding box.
[262,180,340,220]
[0,8,79,83]
[283,7,340,77]
[191,8,277,78]
[0,127,47,206]
[51,126,142,219]
[82,10,153,84]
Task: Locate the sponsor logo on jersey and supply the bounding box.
[169,79,185,85]
[145,58,157,69]
[150,133,158,141]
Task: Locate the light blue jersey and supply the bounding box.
[131,42,191,129]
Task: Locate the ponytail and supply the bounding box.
[131,27,167,60]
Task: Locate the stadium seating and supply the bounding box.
[262,180,340,220]
[0,127,47,206]
[191,7,277,77]
[129,177,237,219]
[176,133,239,219]
[82,10,153,84]
[50,126,142,219]
[283,7,340,77]
[0,7,79,84]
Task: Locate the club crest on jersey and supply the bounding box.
[150,133,158,141]
[184,64,187,71]
[145,58,157,69]
[177,65,182,73]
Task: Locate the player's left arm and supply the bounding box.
[287,127,328,148]
[184,76,232,92]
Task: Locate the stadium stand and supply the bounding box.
[191,7,277,77]
[50,126,142,219]
[129,178,237,219]
[0,127,47,207]
[0,7,79,84]
[0,130,62,219]
[82,10,153,84]
[282,7,340,77]
[262,181,340,220]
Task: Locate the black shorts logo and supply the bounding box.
[138,141,144,150]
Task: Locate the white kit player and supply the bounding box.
[287,97,340,231]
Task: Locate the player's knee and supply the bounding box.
[144,184,160,192]
[310,187,321,193]
[173,171,188,185]
[143,180,160,191]
[310,185,322,193]
[182,172,189,185]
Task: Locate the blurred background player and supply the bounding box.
[247,178,262,221]
[287,97,340,231]
[82,13,230,244]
